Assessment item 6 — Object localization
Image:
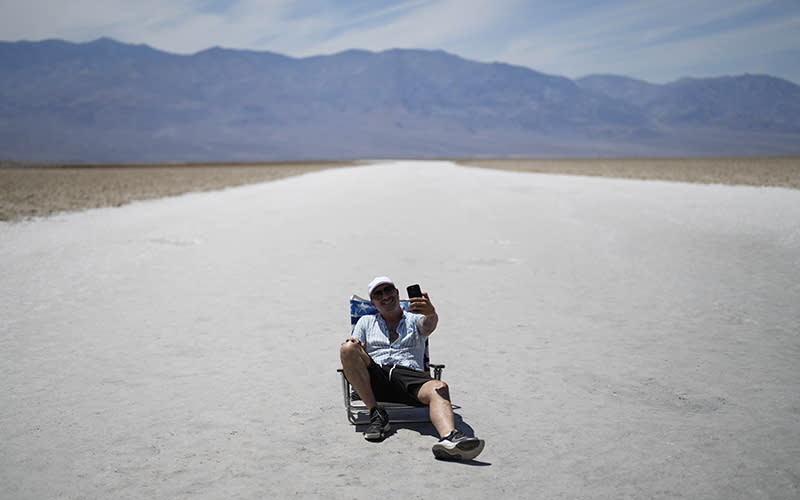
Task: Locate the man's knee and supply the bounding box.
[340,340,366,365]
[433,380,449,397]
[421,379,450,401]
[340,340,357,358]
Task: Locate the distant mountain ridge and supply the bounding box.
[577,74,800,131]
[1,38,799,162]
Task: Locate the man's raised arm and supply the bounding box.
[410,292,438,336]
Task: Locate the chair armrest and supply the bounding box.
[429,363,445,380]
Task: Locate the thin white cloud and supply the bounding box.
[639,13,800,80]
[0,0,292,52]
[106,0,298,54]
[0,0,182,42]
[287,0,522,56]
[495,0,800,82]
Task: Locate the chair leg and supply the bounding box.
[340,369,358,424]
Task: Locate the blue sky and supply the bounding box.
[1,0,799,84]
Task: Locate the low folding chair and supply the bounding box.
[338,294,445,424]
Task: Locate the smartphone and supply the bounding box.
[406,284,422,298]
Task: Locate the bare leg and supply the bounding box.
[340,340,378,410]
[416,379,455,438]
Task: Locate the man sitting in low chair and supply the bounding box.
[340,276,485,461]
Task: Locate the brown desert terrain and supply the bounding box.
[0,162,356,222]
[2,157,798,222]
[456,157,800,189]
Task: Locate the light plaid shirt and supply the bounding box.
[351,311,427,371]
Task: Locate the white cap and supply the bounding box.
[367,276,395,297]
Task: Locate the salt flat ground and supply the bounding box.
[1,161,799,499]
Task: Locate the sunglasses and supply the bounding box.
[371,284,396,300]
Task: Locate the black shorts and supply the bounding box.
[367,361,433,406]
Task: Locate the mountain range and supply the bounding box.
[1,37,799,163]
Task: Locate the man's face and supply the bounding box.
[370,283,399,313]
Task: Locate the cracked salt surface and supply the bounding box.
[2,161,799,499]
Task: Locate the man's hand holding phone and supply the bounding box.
[407,284,436,316]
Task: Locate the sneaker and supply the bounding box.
[432,429,485,460]
[363,406,390,441]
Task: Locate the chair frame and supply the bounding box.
[338,364,445,424]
